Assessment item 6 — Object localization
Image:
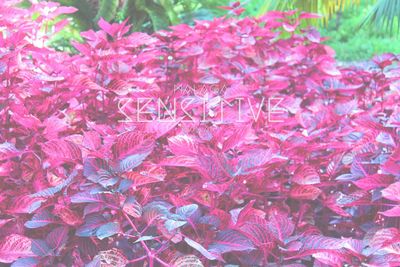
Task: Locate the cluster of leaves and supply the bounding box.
[51,0,230,32]
[1,1,400,266]
[44,0,232,52]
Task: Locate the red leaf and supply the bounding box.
[122,197,142,218]
[208,229,255,254]
[168,135,198,156]
[0,142,20,160]
[54,205,83,226]
[266,212,294,242]
[7,196,44,214]
[318,59,341,76]
[299,12,322,19]
[382,182,400,202]
[124,165,166,187]
[46,226,69,250]
[295,235,351,256]
[83,131,102,151]
[353,174,393,190]
[42,139,82,164]
[305,28,321,43]
[54,6,78,16]
[0,234,34,263]
[222,125,251,152]
[290,185,322,200]
[369,228,399,250]
[292,165,320,185]
[380,206,400,217]
[112,131,154,160]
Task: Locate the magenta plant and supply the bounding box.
[0,1,399,266]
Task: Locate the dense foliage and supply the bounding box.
[321,2,400,62]
[51,0,230,32]
[0,1,399,266]
[46,0,400,61]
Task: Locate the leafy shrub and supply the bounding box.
[0,1,400,266]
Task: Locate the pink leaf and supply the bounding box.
[42,139,82,164]
[318,59,341,76]
[382,182,400,202]
[353,174,393,190]
[292,165,320,185]
[266,212,294,241]
[124,165,166,187]
[0,234,34,263]
[290,185,322,200]
[208,230,255,254]
[380,206,400,217]
[299,12,322,19]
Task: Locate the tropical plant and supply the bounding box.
[254,0,360,22]
[257,0,400,35]
[362,0,400,35]
[44,0,233,51]
[320,2,400,61]
[51,0,230,32]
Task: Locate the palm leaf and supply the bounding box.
[256,0,361,25]
[121,0,149,32]
[159,0,180,25]
[143,1,171,31]
[94,0,119,22]
[121,0,171,32]
[361,0,400,35]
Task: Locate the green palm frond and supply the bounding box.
[94,0,119,22]
[159,0,180,25]
[257,0,360,24]
[142,1,171,31]
[120,0,171,32]
[361,0,400,35]
[120,0,149,32]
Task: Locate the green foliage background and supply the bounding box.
[44,0,400,62]
[320,2,400,61]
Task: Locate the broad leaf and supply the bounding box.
[0,234,34,263]
[46,226,69,251]
[208,230,255,254]
[266,213,295,242]
[25,209,57,229]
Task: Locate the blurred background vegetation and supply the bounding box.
[321,5,400,62]
[32,0,400,62]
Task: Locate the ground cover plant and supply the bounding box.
[0,1,399,266]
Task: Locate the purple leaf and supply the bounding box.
[25,209,57,229]
[208,230,255,254]
[45,226,69,251]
